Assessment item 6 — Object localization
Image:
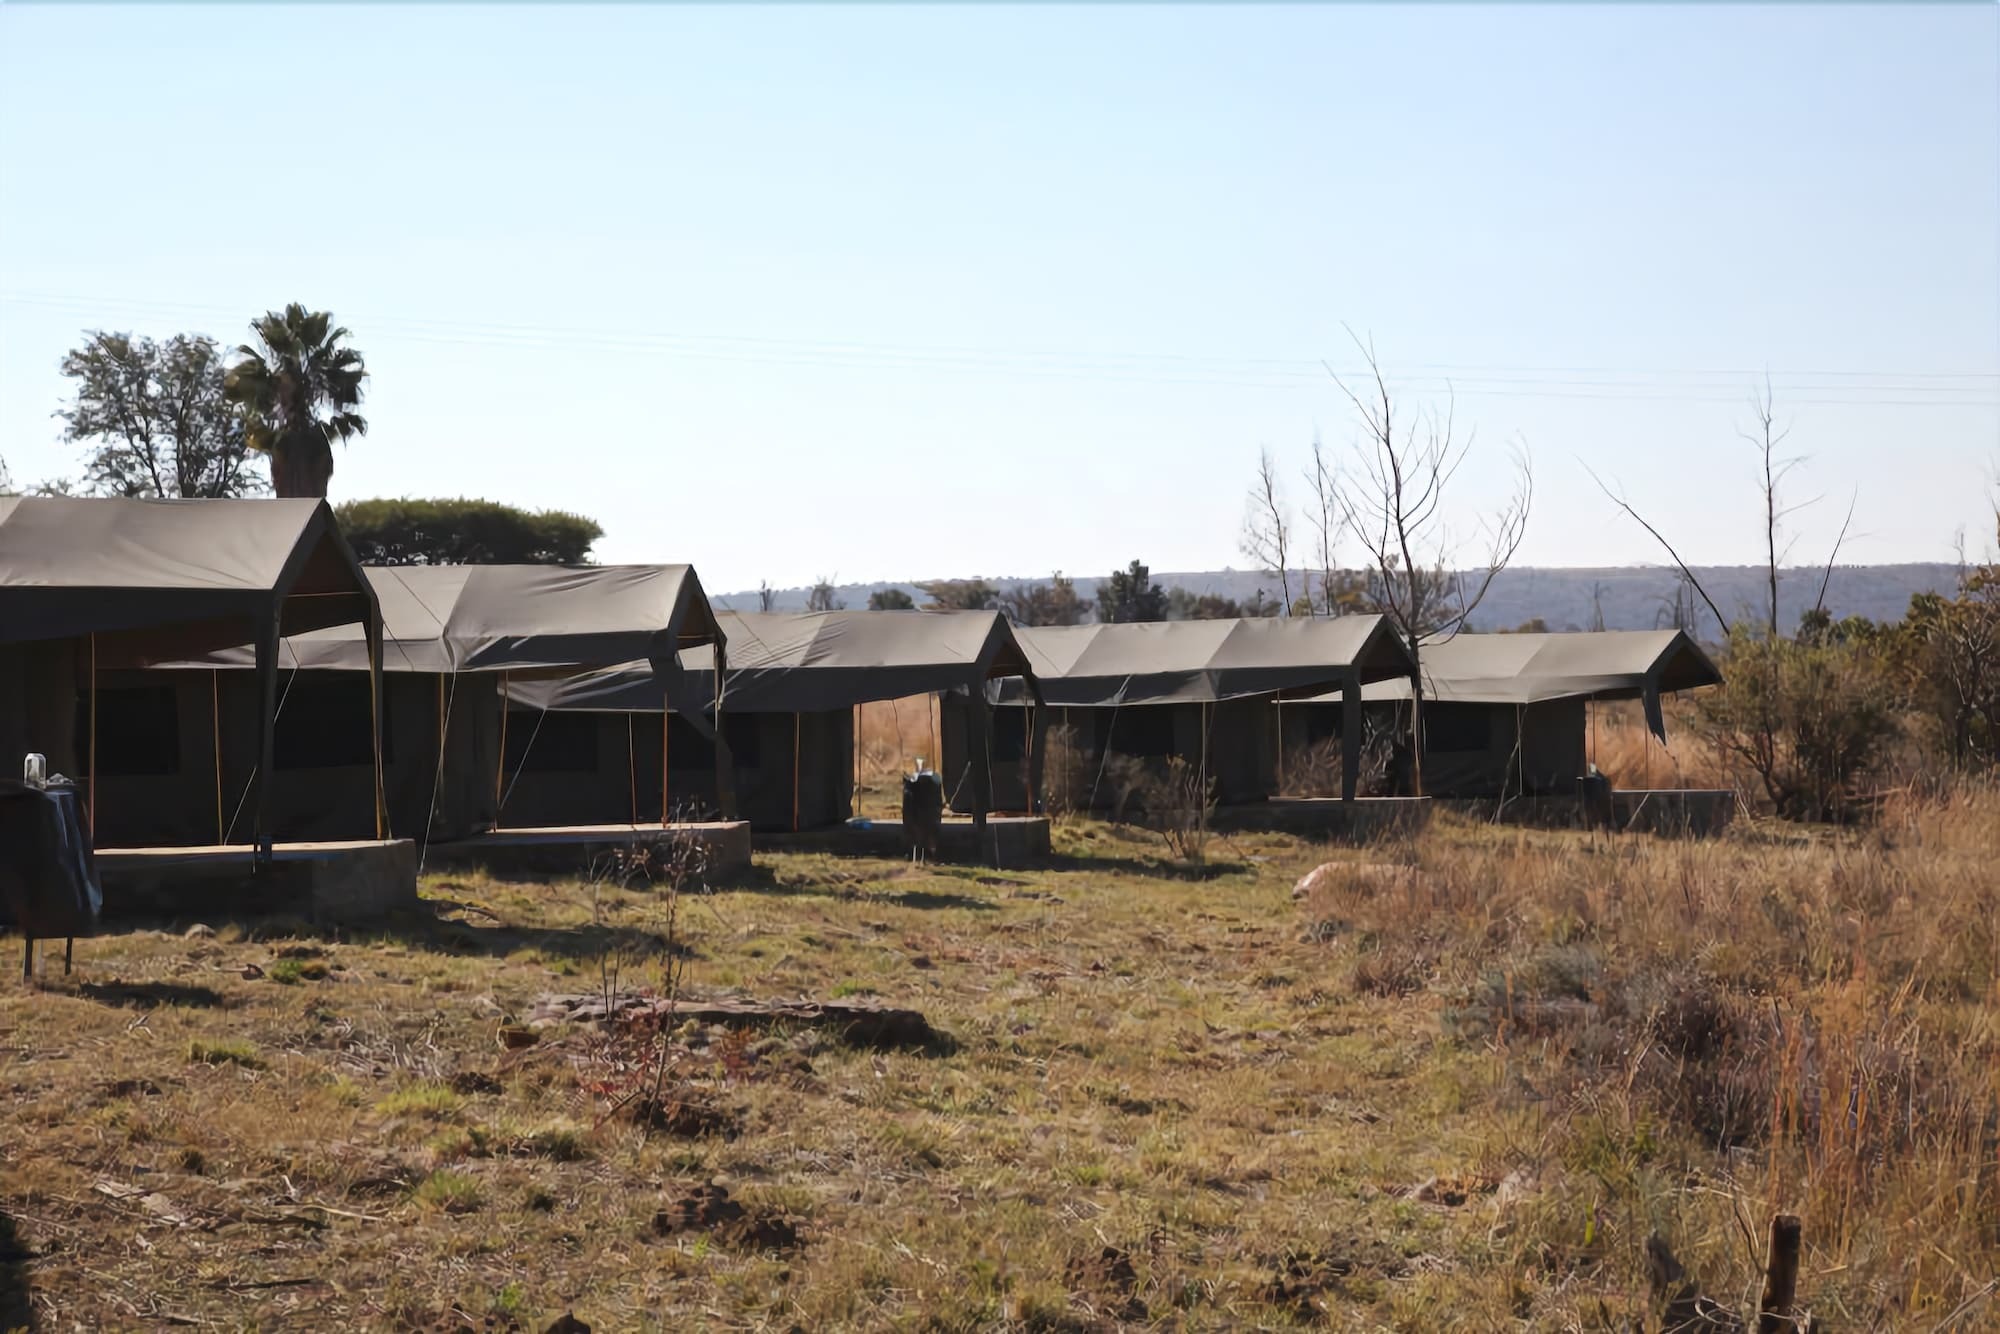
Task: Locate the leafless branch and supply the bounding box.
[1583,459,1729,634]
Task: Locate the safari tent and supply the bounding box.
[100,563,724,847]
[1281,629,1724,798]
[0,497,380,861]
[947,615,1417,811]
[503,609,1038,832]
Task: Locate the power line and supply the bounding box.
[3,289,1994,407]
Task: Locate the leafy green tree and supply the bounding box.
[867,588,916,611]
[1001,572,1092,626]
[57,331,264,497]
[1100,560,1169,623]
[336,498,602,565]
[225,304,367,497]
[919,578,999,611]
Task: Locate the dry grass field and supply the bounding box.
[4,782,1996,1331]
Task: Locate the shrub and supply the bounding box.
[1693,626,1900,821]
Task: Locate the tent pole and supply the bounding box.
[1275,698,1284,797]
[494,671,509,829]
[87,633,97,839]
[791,711,801,833]
[661,695,671,826]
[212,670,224,845]
[1199,700,1209,829]
[626,712,637,828]
[368,611,386,840]
[253,616,278,865]
[1341,666,1362,805]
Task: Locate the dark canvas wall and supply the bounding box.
[496,708,853,834]
[1279,697,1588,798]
[943,696,1280,813]
[81,669,501,848]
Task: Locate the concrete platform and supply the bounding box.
[96,839,417,922]
[426,822,753,878]
[1215,797,1434,840]
[763,816,1051,868]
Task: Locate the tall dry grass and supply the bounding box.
[1298,781,2000,1324]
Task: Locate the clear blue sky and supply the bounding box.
[2,4,1994,592]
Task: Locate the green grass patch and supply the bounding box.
[184,1039,264,1069]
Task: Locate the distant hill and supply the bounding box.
[718,563,1964,635]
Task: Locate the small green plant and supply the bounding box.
[494,1282,524,1315]
[268,956,330,988]
[376,1083,464,1119]
[412,1169,482,1214]
[185,1039,264,1070]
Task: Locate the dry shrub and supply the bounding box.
[1278,722,1394,798]
[1378,789,2000,1311]
[1588,698,1729,791]
[1141,756,1215,863]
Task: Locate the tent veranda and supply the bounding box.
[951,615,1418,811]
[501,609,1039,832]
[1283,629,1724,798]
[0,497,380,862]
[112,563,726,846]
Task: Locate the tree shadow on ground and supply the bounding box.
[1039,853,1247,882]
[356,904,696,963]
[75,979,227,1009]
[872,889,998,912]
[0,1208,35,1332]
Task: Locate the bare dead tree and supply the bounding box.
[1304,433,1340,616]
[1240,447,1295,614]
[1743,377,1814,640]
[1329,333,1533,795]
[1584,461,1728,634]
[1811,490,1859,621]
[806,575,845,612]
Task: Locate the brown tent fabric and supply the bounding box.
[0,497,380,860]
[0,496,375,662]
[994,615,1414,706]
[1346,629,1721,740]
[171,563,722,677]
[134,563,728,842]
[498,610,1034,834]
[503,609,1034,715]
[86,669,501,848]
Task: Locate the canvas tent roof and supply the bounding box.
[1333,629,1722,740]
[0,497,375,660]
[505,609,1036,714]
[993,615,1415,707]
[168,563,721,677]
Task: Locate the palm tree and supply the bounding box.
[224,304,367,498]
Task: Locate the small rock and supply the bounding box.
[237,963,264,980]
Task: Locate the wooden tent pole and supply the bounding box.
[626,712,637,828]
[660,695,671,826]
[368,617,386,840]
[212,670,224,845]
[792,711,802,832]
[1275,698,1284,796]
[87,634,97,838]
[494,670,509,828]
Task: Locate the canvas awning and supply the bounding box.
[505,609,1036,714]
[992,615,1414,707]
[0,496,376,662]
[167,563,721,679]
[1341,629,1723,740]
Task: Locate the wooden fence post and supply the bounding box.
[1758,1214,1802,1333]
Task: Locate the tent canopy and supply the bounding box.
[168,563,720,677]
[1336,629,1723,742]
[994,615,1414,707]
[1348,629,1721,706]
[505,608,1037,714]
[0,497,375,661]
